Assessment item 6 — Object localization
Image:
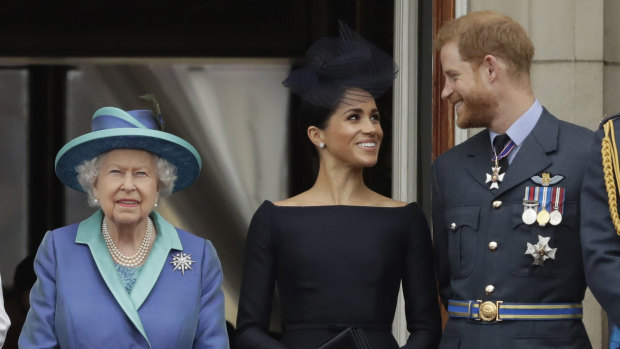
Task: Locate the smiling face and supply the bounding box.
[93,149,160,228]
[315,89,383,168]
[440,41,498,129]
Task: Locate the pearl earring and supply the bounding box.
[319,142,326,149]
[154,202,158,208]
[93,198,99,204]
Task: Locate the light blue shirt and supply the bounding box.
[489,99,542,164]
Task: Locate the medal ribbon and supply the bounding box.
[524,187,530,201]
[552,187,565,214]
[528,186,536,201]
[493,139,516,163]
[539,187,551,212]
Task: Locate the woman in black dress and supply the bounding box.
[236,22,441,349]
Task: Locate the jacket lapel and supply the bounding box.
[130,211,183,309]
[74,210,151,347]
[494,109,557,197]
[464,130,499,191]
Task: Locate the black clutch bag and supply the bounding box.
[317,327,372,349]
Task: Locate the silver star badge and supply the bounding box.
[485,166,505,189]
[525,235,557,266]
[170,252,195,275]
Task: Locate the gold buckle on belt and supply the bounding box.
[476,300,503,322]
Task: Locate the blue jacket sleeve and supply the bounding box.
[194,240,230,349]
[19,231,60,348]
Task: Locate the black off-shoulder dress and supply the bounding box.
[236,201,441,349]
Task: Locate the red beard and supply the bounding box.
[454,82,498,129]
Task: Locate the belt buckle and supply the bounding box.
[476,300,503,322]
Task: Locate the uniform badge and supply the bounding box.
[525,235,557,266]
[531,172,564,187]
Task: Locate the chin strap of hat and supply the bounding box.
[602,119,620,236]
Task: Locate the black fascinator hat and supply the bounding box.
[283,21,398,109]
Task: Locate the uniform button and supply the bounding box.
[485,285,495,295]
[450,223,457,231]
[488,241,498,251]
[492,200,502,209]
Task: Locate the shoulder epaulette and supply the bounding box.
[599,112,620,130]
[601,117,620,236]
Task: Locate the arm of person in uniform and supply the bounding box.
[19,231,60,348]
[0,274,11,347]
[402,204,442,349]
[193,240,230,349]
[580,127,620,326]
[432,162,451,308]
[235,204,287,349]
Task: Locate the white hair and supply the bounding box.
[75,151,178,207]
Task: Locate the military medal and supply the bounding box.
[486,165,505,190]
[549,210,562,226]
[525,235,557,266]
[536,187,551,226]
[485,138,516,190]
[523,206,537,225]
[549,186,565,226]
[522,187,538,225]
[537,209,550,226]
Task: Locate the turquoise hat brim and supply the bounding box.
[55,128,202,193]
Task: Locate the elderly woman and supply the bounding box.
[19,107,229,348]
[236,23,441,349]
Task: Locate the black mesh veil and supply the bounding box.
[282,21,398,109]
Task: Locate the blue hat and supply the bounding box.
[55,107,202,193]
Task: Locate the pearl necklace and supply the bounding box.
[102,217,153,267]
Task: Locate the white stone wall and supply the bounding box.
[604,0,620,116]
[465,0,611,347]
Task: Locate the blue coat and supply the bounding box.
[432,109,593,348]
[19,210,229,349]
[581,114,620,328]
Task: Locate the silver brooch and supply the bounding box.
[525,235,557,266]
[170,252,195,275]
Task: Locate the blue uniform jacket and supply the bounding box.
[432,109,593,348]
[581,114,620,329]
[19,210,229,349]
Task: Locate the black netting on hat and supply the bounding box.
[283,21,398,109]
